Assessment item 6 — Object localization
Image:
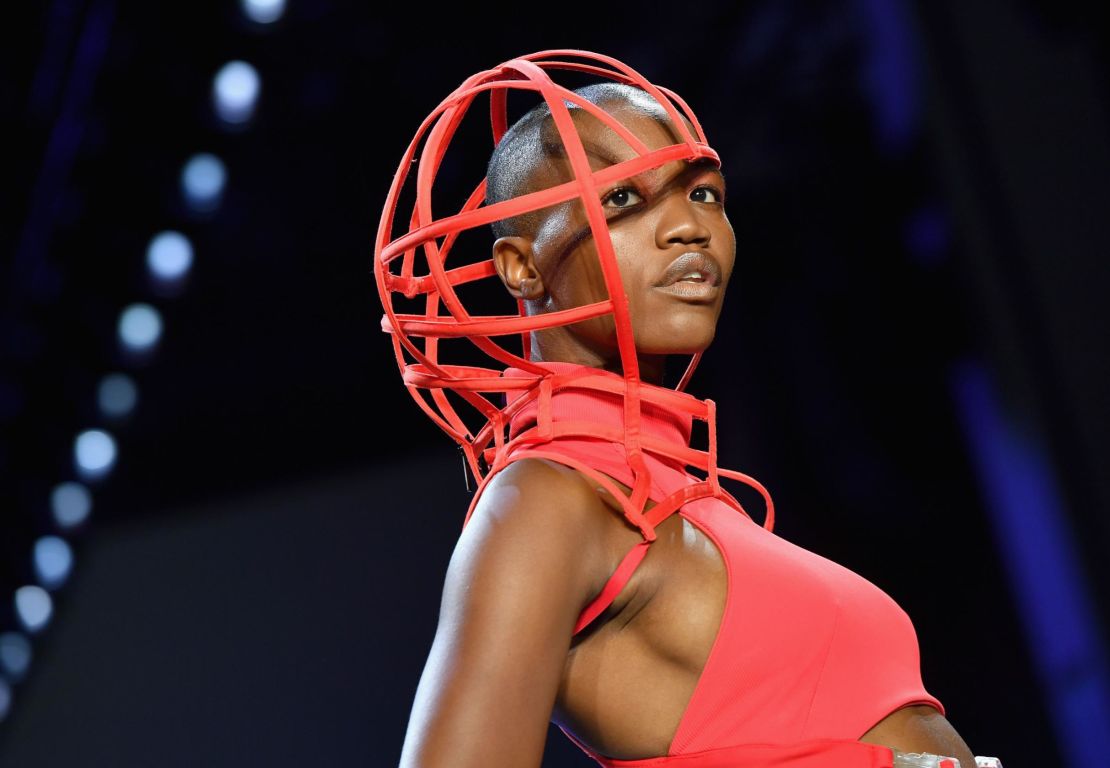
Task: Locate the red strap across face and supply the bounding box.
[373,49,773,531]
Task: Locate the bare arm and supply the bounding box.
[398,459,613,768]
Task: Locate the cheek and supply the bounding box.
[719,222,738,280]
[546,247,613,311]
[720,256,736,290]
[606,224,641,272]
[580,251,613,304]
[576,229,633,303]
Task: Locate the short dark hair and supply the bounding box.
[484,82,663,241]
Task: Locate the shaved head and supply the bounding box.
[484,82,691,240]
[485,78,732,382]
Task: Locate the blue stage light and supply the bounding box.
[14,586,53,635]
[98,372,139,419]
[74,428,117,481]
[117,303,163,354]
[0,678,10,723]
[0,632,32,683]
[181,153,227,213]
[146,230,194,282]
[952,360,1110,766]
[213,60,260,126]
[51,481,92,529]
[33,536,74,591]
[241,0,286,24]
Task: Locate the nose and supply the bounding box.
[655,190,712,249]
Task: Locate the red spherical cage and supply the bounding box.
[373,49,774,535]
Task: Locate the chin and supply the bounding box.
[641,321,717,356]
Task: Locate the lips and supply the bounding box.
[654,251,723,289]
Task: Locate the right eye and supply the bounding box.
[601,187,644,209]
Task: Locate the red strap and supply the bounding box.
[573,539,651,635]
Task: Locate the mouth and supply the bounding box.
[653,251,723,301]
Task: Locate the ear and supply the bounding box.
[492,236,546,301]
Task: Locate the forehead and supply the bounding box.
[555,98,693,154]
[530,99,719,189]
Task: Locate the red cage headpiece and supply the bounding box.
[373,49,773,534]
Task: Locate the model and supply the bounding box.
[375,49,1000,768]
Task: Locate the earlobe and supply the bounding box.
[492,236,545,300]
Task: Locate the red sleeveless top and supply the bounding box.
[487,362,945,768]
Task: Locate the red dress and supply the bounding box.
[473,362,945,768]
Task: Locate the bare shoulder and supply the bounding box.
[456,456,619,598]
[474,456,616,526]
[397,457,622,767]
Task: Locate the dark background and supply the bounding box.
[3,0,1109,766]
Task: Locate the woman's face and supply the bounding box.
[493,100,736,379]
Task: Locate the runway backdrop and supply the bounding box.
[3,1,1109,765]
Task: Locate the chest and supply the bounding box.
[553,499,918,757]
[553,512,727,757]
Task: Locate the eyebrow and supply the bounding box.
[581,143,726,183]
[690,155,726,182]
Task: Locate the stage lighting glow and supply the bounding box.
[146,231,194,282]
[98,372,138,418]
[241,0,285,24]
[14,586,52,634]
[0,679,10,723]
[904,205,950,267]
[33,536,74,590]
[181,153,227,213]
[117,303,163,353]
[213,60,260,125]
[0,632,32,683]
[51,481,92,529]
[74,428,117,480]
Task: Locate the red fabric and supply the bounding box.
[469,362,945,768]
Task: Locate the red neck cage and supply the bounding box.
[373,49,774,532]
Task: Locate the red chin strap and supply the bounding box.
[373,49,774,532]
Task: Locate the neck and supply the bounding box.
[503,362,695,452]
[528,331,667,385]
